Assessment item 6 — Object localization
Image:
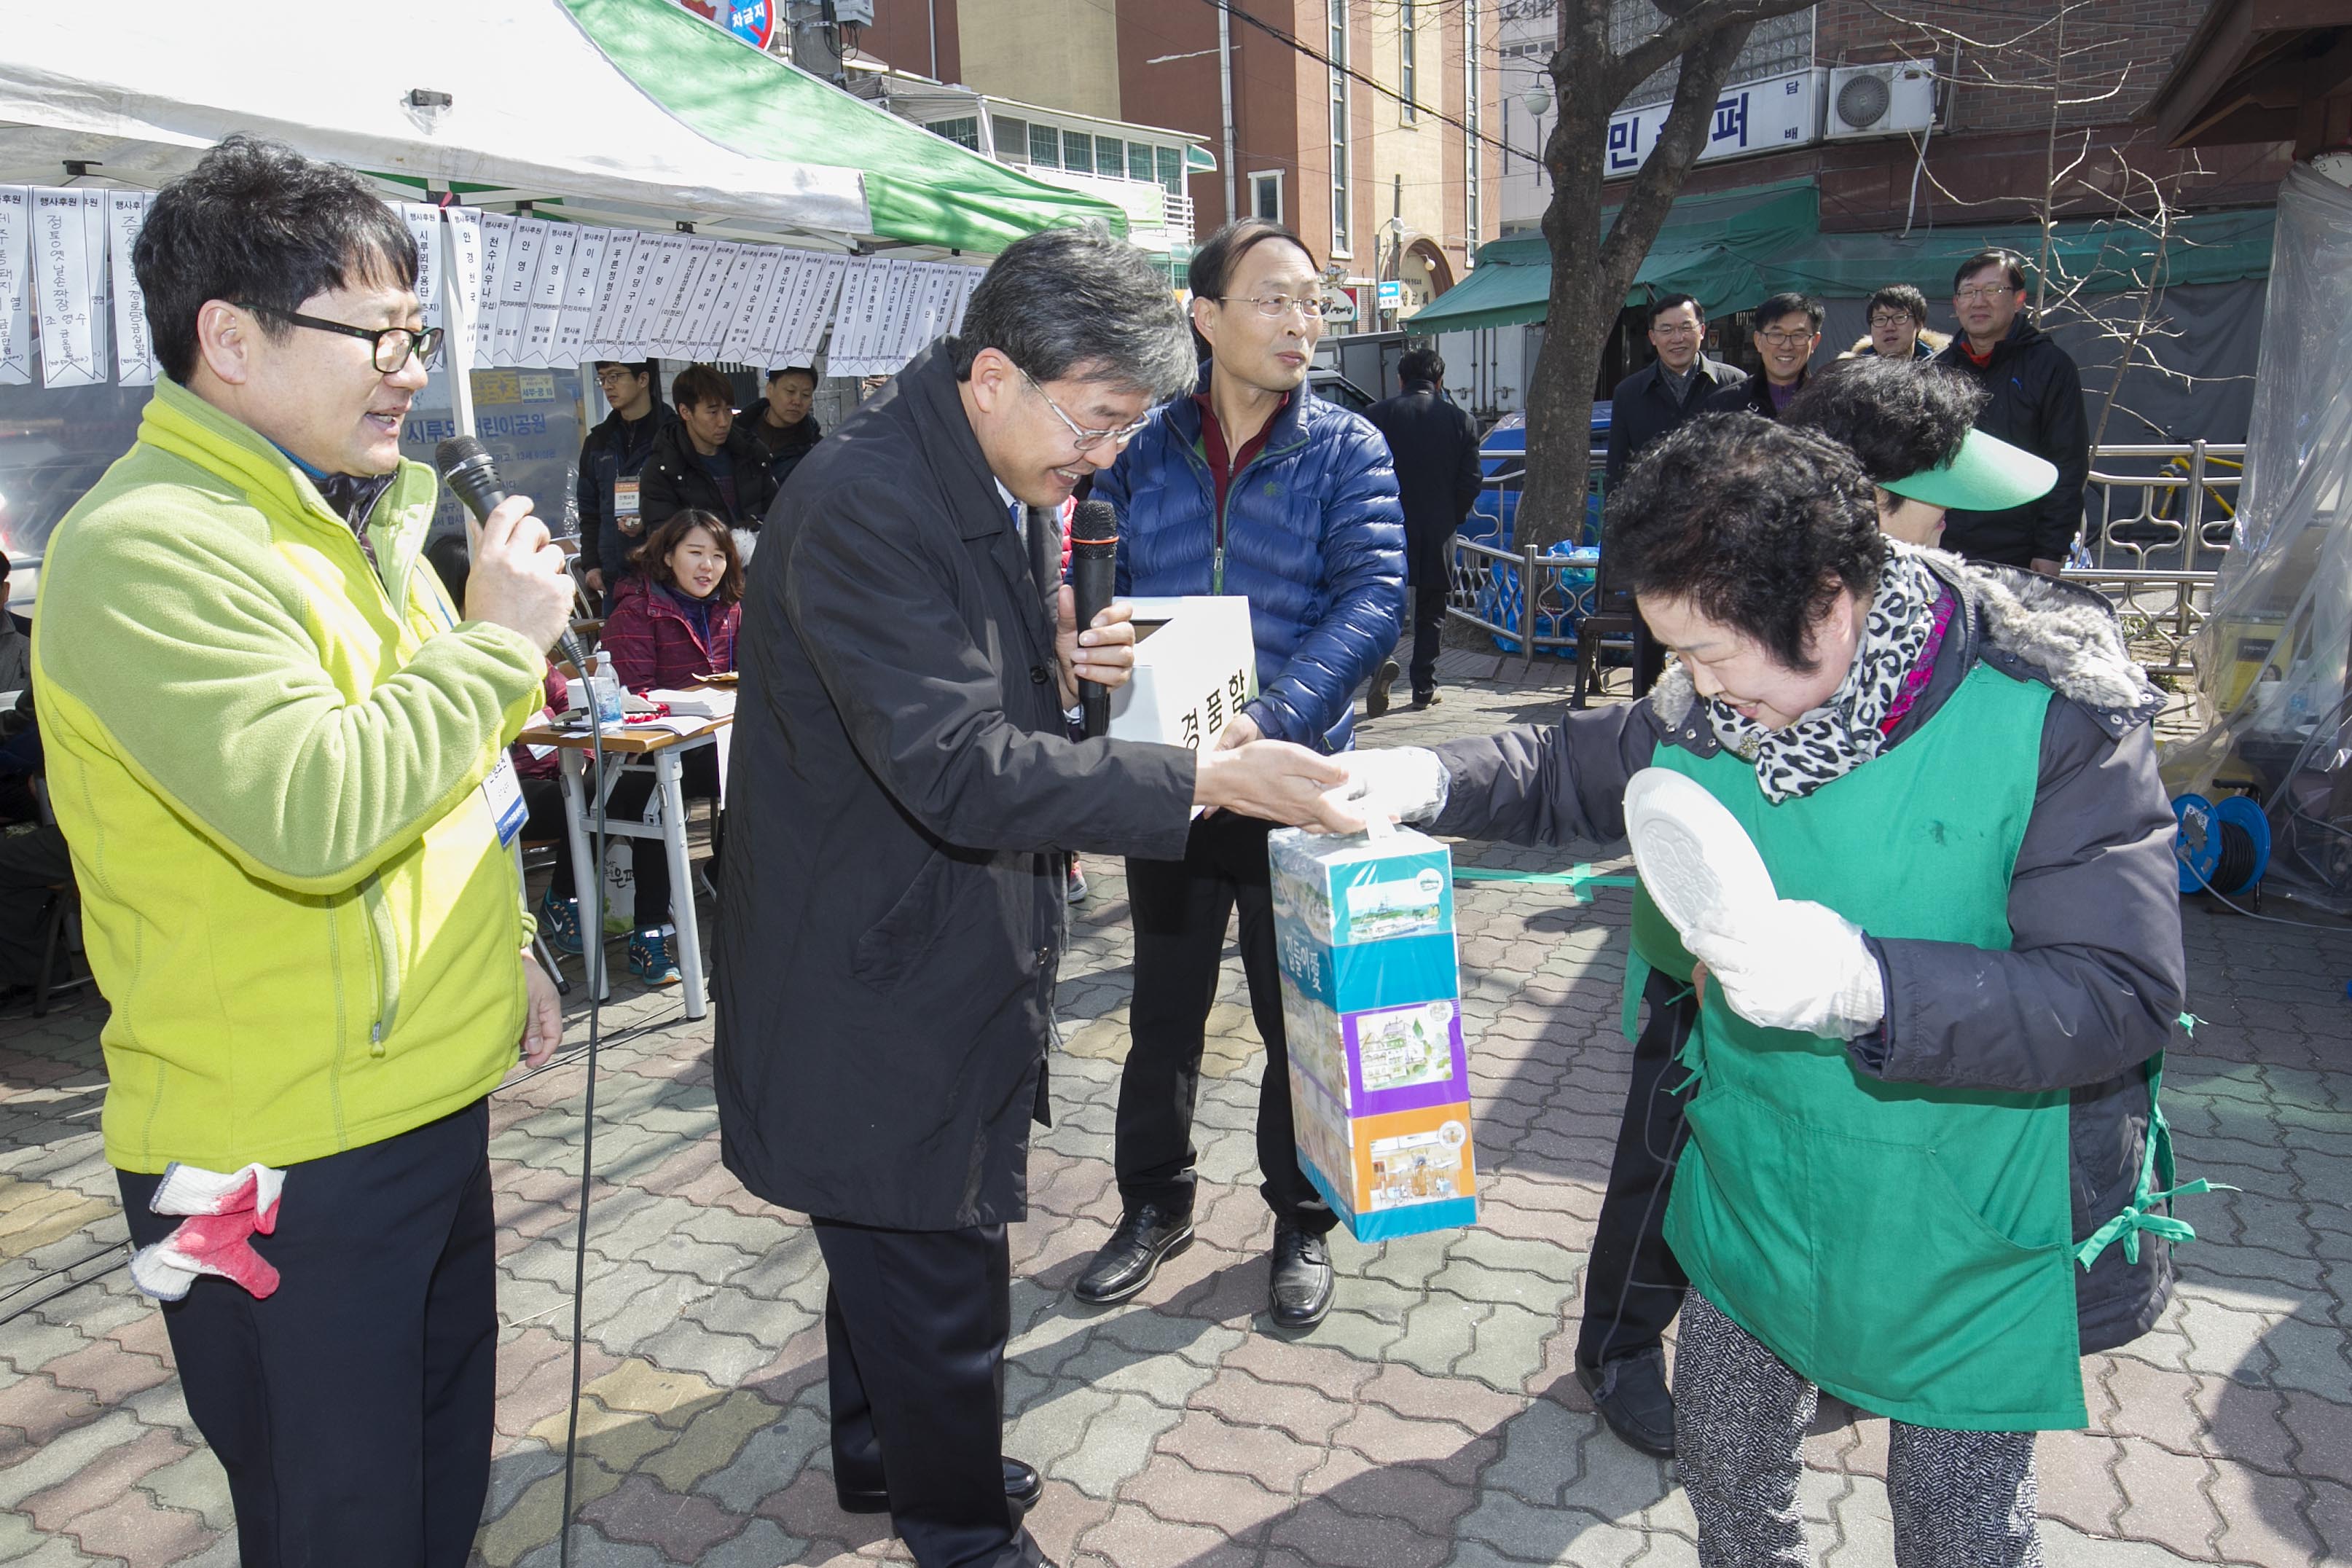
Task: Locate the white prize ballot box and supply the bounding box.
[1107,597,1256,753]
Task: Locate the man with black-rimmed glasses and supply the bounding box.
[1078,217,1406,1330]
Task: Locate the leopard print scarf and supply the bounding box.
[1706,548,1943,803]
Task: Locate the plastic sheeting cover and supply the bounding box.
[2168,165,2352,910]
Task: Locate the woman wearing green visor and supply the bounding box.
[1335,404,2203,1567]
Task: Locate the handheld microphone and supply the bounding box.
[1069,498,1118,740]
[434,436,592,675]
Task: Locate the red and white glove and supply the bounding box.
[129,1163,286,1301]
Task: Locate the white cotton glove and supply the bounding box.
[1685,898,1885,1040]
[1325,747,1450,826]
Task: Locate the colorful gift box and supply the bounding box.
[1271,826,1478,1240]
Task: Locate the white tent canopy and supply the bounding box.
[0,0,872,243]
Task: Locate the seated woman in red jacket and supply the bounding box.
[600,510,742,985]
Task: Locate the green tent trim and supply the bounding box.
[1408,178,2275,334]
[563,0,1130,251]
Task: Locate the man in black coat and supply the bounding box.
[1603,294,1745,490]
[714,226,1358,1568]
[1935,250,2090,574]
[1364,345,1481,712]
[1701,291,1822,422]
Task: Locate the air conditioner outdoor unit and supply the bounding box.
[1826,62,1937,139]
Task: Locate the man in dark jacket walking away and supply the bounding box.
[1936,250,2090,574]
[1364,345,1481,713]
[715,225,1359,1568]
[641,363,780,535]
[574,359,675,604]
[1605,294,1745,695]
[1080,217,1406,1331]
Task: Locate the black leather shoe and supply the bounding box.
[1577,1348,1677,1457]
[1365,658,1400,718]
[1073,1204,1194,1305]
[836,1457,1042,1515]
[1267,1221,1334,1329]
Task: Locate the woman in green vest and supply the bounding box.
[1342,413,2197,1567]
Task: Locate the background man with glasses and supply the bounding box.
[31,136,576,1566]
[1854,283,1939,361]
[1704,291,1824,421]
[576,358,678,604]
[716,223,1360,1567]
[1935,249,2090,575]
[1078,217,1405,1331]
[1605,294,1746,700]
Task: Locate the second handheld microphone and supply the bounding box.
[1067,499,1119,740]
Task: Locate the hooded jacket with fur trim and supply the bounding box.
[1423,549,2184,1355]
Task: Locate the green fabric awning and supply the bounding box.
[1755,208,2277,299]
[1409,181,1821,332]
[564,0,1131,251]
[1408,180,2274,334]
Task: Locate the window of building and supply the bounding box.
[926,117,981,151]
[1030,123,1061,167]
[1250,171,1284,222]
[1129,142,1156,182]
[994,114,1031,162]
[1094,136,1124,176]
[1062,130,1094,174]
[1157,146,1184,197]
[1330,0,1352,254]
[1400,0,1418,123]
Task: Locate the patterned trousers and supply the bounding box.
[1672,1289,2044,1568]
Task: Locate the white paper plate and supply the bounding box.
[1622,768,1778,941]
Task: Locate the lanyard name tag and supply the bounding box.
[614,477,641,522]
[482,750,530,847]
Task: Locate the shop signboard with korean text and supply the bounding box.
[1606,68,1822,178]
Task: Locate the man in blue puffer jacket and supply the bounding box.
[1080,219,1406,1328]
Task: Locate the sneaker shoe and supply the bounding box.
[1365,657,1400,719]
[627,927,681,987]
[1073,1203,1195,1305]
[1067,859,1089,904]
[1411,686,1439,709]
[1577,1347,1677,1457]
[1268,1220,1335,1328]
[537,889,584,957]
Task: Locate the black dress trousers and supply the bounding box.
[1575,966,1701,1372]
[115,1100,498,1568]
[812,1218,1048,1568]
[1116,811,1336,1234]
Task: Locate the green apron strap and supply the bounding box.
[1620,950,1652,1043]
[2075,1048,2236,1271]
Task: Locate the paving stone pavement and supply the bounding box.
[4,645,2350,1567]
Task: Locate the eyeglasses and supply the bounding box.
[595,366,643,386]
[1019,367,1153,455]
[1757,328,1816,348]
[1219,293,1329,320]
[239,303,442,373]
[1956,284,2020,303]
[1868,313,1918,330]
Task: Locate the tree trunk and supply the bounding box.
[1518,2,1804,551]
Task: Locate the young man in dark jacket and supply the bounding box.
[574,360,674,603]
[1364,345,1481,712]
[714,225,1357,1568]
[640,363,779,535]
[1936,250,2090,575]
[1080,218,1406,1330]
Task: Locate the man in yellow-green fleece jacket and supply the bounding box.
[31,137,578,1567]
